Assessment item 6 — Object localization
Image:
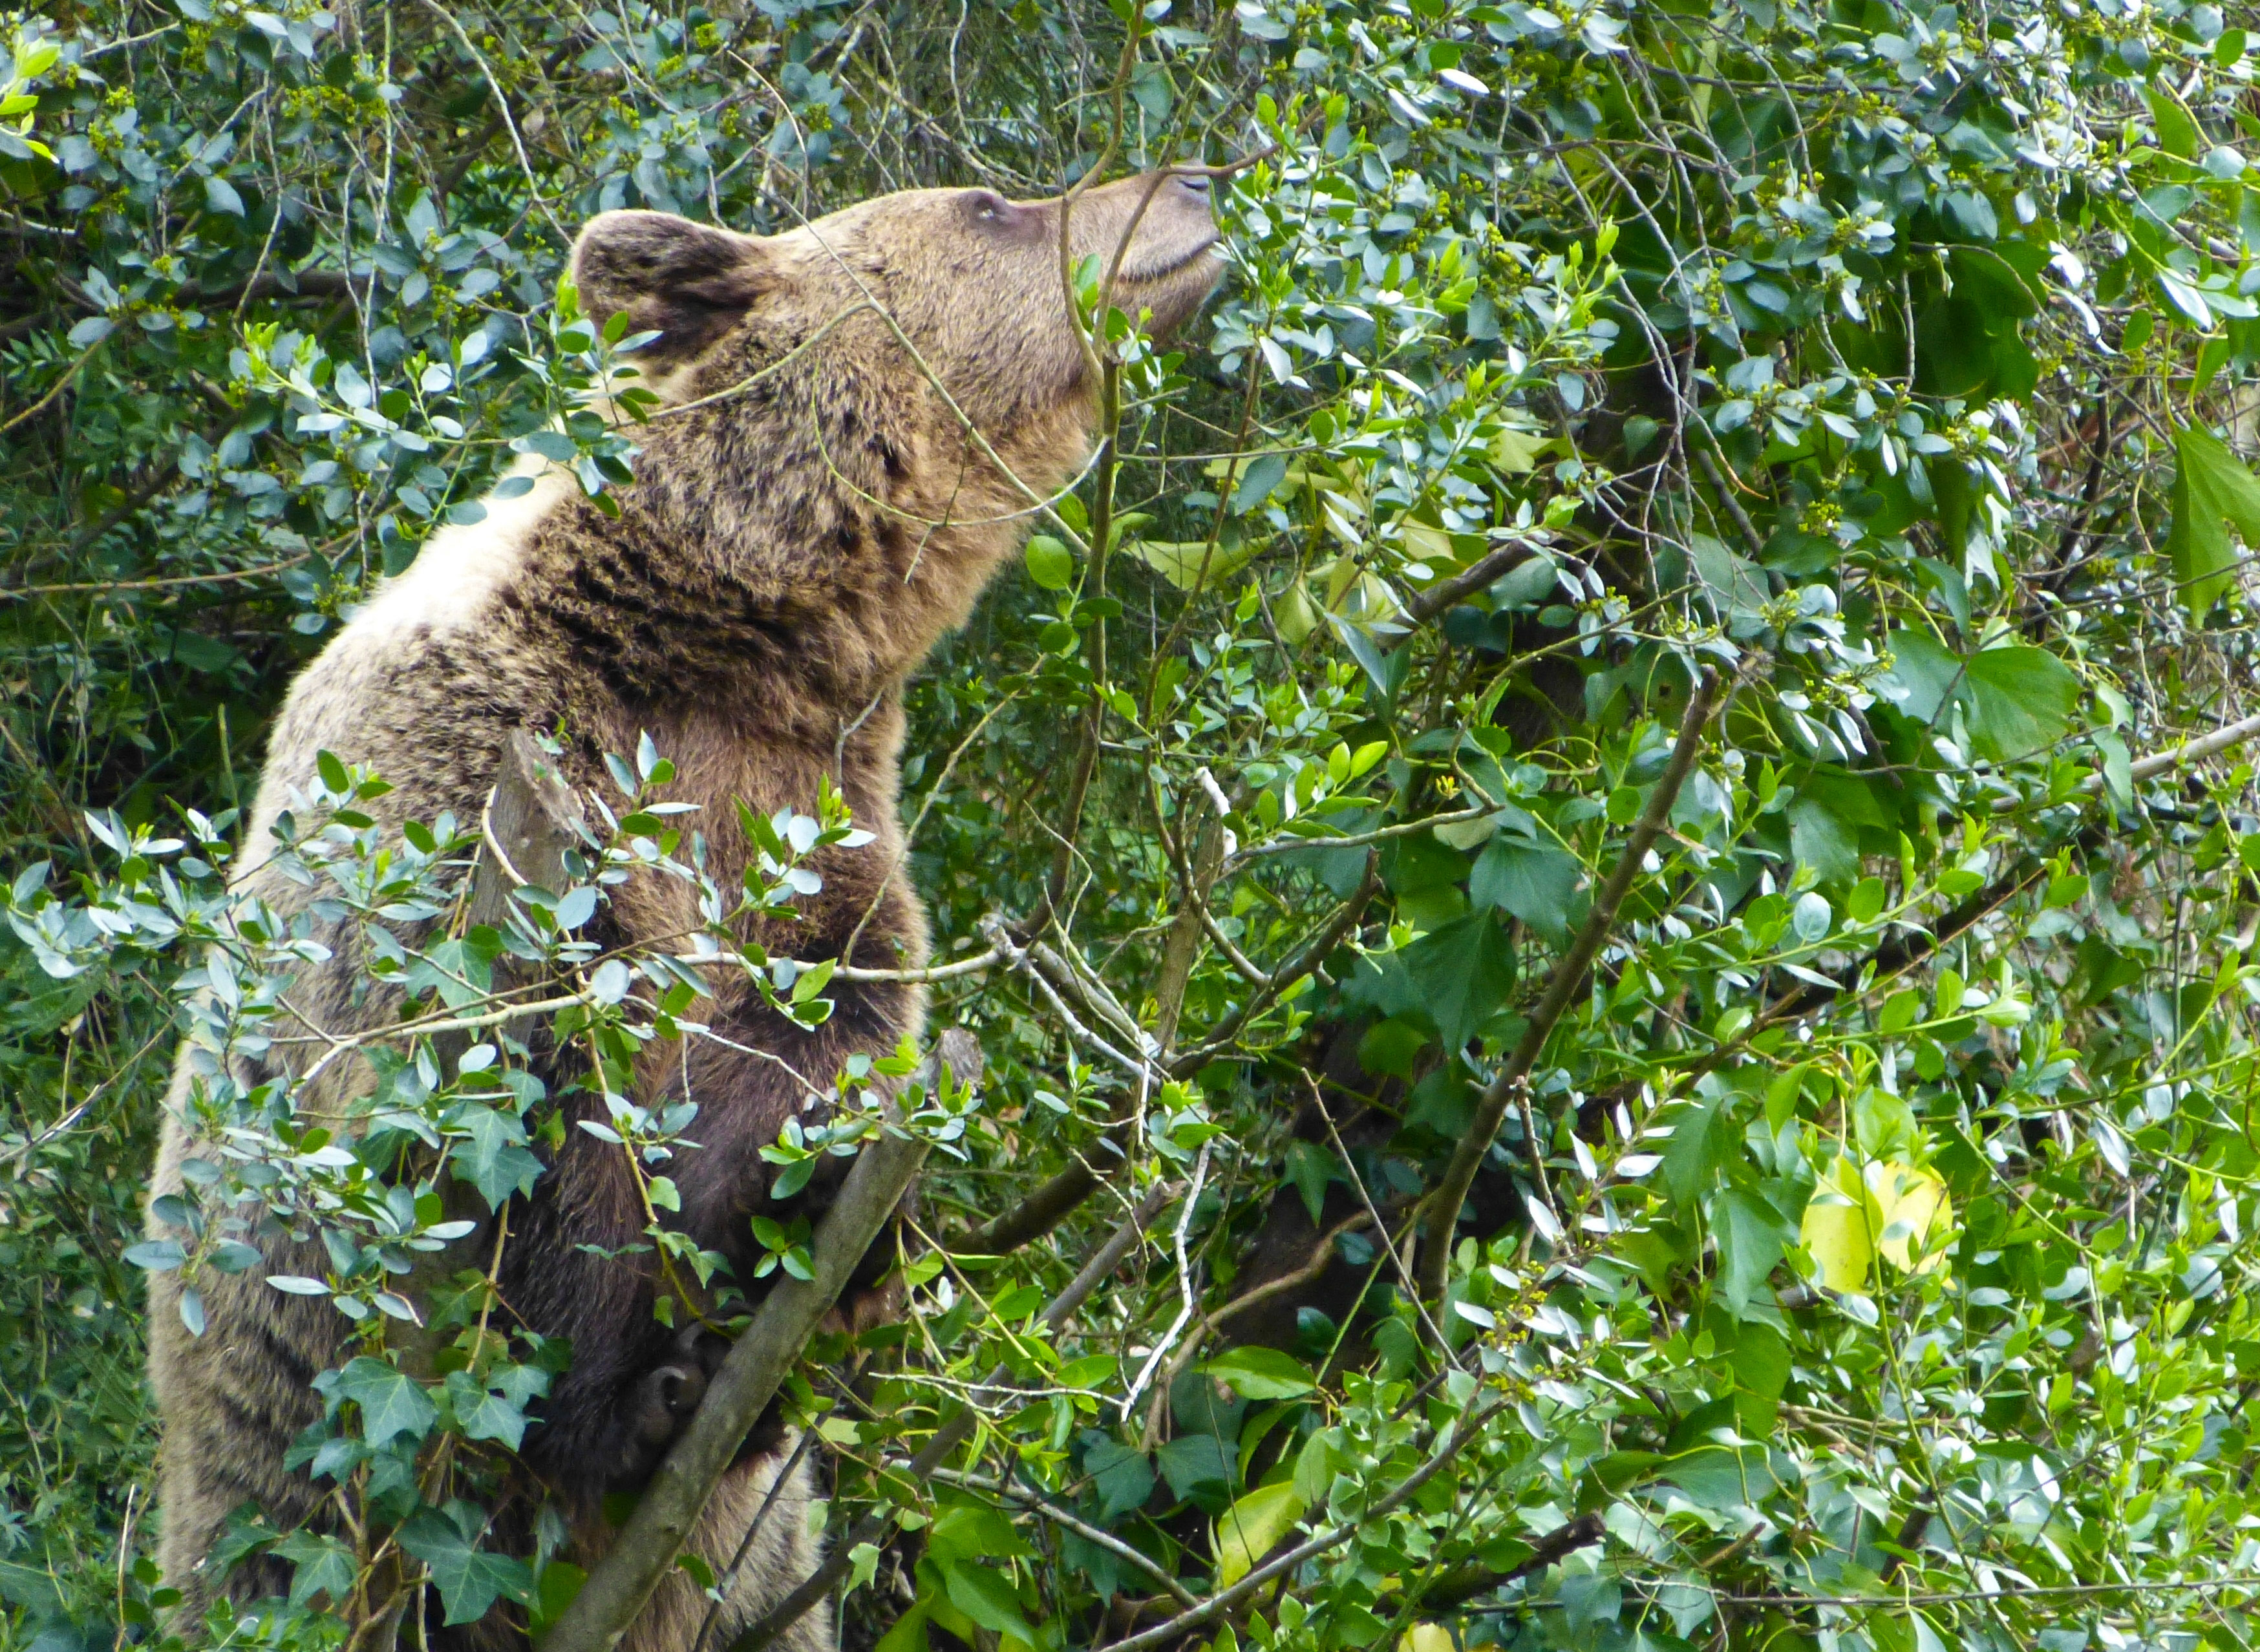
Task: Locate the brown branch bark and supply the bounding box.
[1405,544,1534,624]
[1388,1510,1606,1613]
[1414,666,1725,1309]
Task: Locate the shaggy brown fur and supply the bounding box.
[146,172,1220,1650]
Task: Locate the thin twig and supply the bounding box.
[1414,666,1726,1310]
[727,1180,1183,1652]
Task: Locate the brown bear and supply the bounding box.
[145,171,1221,1651]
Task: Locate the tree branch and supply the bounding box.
[1094,1395,1516,1652]
[538,1029,980,1652]
[728,1178,1181,1652]
[1389,1510,1607,1612]
[1406,544,1535,624]
[1414,666,1725,1309]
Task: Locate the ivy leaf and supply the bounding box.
[449,1103,543,1210]
[1399,911,1517,1050]
[398,1504,534,1626]
[2168,423,2260,614]
[1887,632,2080,764]
[1079,1434,1155,1522]
[1471,836,1581,942]
[1884,628,1966,725]
[445,1370,532,1451]
[1962,647,2080,764]
[274,1530,358,1608]
[334,1356,438,1448]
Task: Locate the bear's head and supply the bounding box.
[569,171,1222,440]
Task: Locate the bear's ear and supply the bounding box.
[570,210,775,361]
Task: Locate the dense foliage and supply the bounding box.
[9,0,2260,1649]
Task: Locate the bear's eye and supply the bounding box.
[967,191,1009,226]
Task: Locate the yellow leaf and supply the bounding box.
[1489,427,1548,474]
[1131,539,1259,592]
[1801,1189,1873,1292]
[1401,1627,1455,1652]
[1212,1480,1305,1588]
[1802,1156,1954,1291]
[1401,521,1452,567]
[1866,1160,1952,1273]
[1801,1154,1873,1291]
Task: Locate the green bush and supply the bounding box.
[7,1,2260,1650]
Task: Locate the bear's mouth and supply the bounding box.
[1119,233,1224,287]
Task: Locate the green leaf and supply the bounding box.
[445,1370,531,1450]
[926,1500,1030,1563]
[1884,628,1967,726]
[873,1605,930,1652]
[941,1562,1033,1643]
[334,1356,438,1447]
[2168,423,2260,613]
[528,1562,586,1639]
[1662,1443,1778,1509]
[1787,770,1888,887]
[2149,85,2201,158]
[1285,1139,1334,1225]
[1023,533,1074,591]
[1727,1318,1791,1431]
[1712,1186,1795,1316]
[398,1505,534,1626]
[1661,1088,1731,1208]
[1888,632,2081,763]
[1962,646,2080,763]
[1202,1346,1316,1401]
[1689,532,1769,623]
[1915,299,1991,396]
[1157,1432,1234,1505]
[1080,1435,1156,1521]
[1231,451,1289,513]
[1130,538,1259,591]
[1398,911,1517,1050]
[1471,836,1581,942]
[449,1103,542,1210]
[1213,1480,1306,1587]
[274,1530,358,1608]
